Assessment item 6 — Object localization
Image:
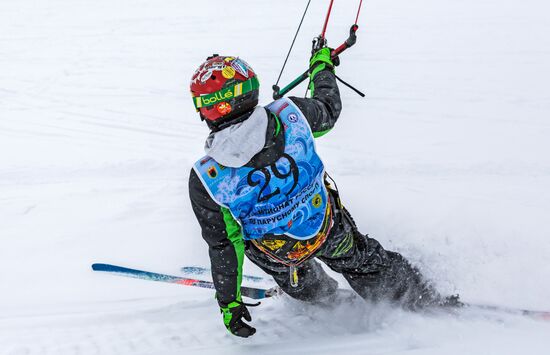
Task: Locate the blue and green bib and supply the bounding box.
[194,98,328,241]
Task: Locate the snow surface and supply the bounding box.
[2,0,550,354]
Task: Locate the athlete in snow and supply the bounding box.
[189,50,457,338]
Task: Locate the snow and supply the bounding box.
[1,0,550,354]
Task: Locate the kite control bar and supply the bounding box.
[272,0,363,100]
[272,24,360,100]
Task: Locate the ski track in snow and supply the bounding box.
[2,295,550,355]
[1,0,550,354]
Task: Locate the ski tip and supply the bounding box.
[91,263,113,271]
[91,263,102,270]
[532,311,550,321]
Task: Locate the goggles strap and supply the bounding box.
[193,76,259,110]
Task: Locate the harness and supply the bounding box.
[251,174,349,287]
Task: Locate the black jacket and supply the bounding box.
[188,70,342,304]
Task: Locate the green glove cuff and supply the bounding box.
[309,48,334,95]
[310,47,333,68]
[310,48,334,77]
[220,301,240,328]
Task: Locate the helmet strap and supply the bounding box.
[206,106,256,132]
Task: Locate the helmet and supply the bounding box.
[190,55,259,129]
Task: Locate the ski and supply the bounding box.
[464,303,550,321]
[93,263,550,321]
[91,263,280,300]
[180,266,269,283]
[182,265,550,321]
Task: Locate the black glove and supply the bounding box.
[332,51,341,67]
[219,300,256,338]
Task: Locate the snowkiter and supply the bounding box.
[188,51,453,338]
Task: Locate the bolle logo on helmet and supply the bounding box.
[201,89,234,106]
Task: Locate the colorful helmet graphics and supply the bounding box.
[190,55,259,123]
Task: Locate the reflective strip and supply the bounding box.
[234,83,243,96]
[221,207,244,302]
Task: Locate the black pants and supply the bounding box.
[245,204,443,309]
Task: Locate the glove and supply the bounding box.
[309,47,339,80]
[219,300,256,338]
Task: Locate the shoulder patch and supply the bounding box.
[207,166,218,178]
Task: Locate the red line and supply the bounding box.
[355,0,363,25]
[174,279,197,286]
[276,102,289,116]
[321,0,335,39]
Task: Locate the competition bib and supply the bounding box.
[194,98,328,240]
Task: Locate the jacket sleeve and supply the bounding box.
[188,168,245,304]
[289,69,342,137]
